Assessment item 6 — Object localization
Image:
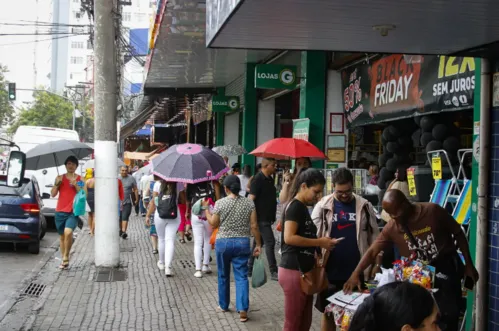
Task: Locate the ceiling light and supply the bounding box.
[372,24,396,37]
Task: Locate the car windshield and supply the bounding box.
[0,179,31,197]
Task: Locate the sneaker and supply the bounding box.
[165,267,173,277]
[121,232,128,239]
[157,260,165,270]
[194,270,203,278]
[202,265,212,274]
[119,230,123,237]
[271,272,278,281]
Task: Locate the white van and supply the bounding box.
[13,126,80,217]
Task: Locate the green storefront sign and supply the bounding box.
[291,118,310,169]
[212,96,240,112]
[255,64,297,89]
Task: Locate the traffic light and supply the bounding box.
[8,83,15,101]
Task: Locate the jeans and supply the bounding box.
[154,213,180,269]
[216,237,251,312]
[248,222,277,274]
[278,267,313,331]
[191,214,213,270]
[139,197,146,214]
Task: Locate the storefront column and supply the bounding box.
[241,63,257,169]
[215,87,225,146]
[299,51,326,167]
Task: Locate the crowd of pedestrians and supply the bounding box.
[50,152,479,330]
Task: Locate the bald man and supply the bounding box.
[344,189,478,331]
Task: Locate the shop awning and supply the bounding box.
[124,145,166,161]
[206,0,499,56]
[135,125,152,136]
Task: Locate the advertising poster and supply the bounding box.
[342,55,476,127]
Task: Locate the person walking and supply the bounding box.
[51,156,83,270]
[177,182,192,243]
[203,175,262,322]
[311,167,380,330]
[119,166,138,239]
[144,176,158,254]
[248,158,278,280]
[85,170,125,237]
[186,180,221,278]
[279,168,337,331]
[344,189,479,331]
[237,165,251,197]
[145,177,184,276]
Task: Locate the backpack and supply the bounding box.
[190,182,215,204]
[157,191,178,219]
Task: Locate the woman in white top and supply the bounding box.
[145,177,185,276]
[237,165,251,197]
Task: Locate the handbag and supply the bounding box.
[283,199,329,295]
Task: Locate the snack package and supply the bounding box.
[340,310,354,331]
[332,305,345,326]
[393,257,435,289]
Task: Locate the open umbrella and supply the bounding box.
[26,140,93,170]
[212,144,247,157]
[250,138,327,160]
[152,143,229,184]
[83,158,125,170]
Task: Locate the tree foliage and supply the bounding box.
[9,90,74,134]
[0,65,15,127]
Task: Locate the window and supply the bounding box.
[123,12,131,21]
[71,41,84,49]
[87,40,93,49]
[73,11,81,19]
[134,13,147,22]
[73,0,79,3]
[70,57,83,65]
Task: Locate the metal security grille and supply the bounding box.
[176,260,196,269]
[95,268,128,282]
[226,73,246,107]
[22,283,46,297]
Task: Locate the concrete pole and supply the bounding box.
[475,58,491,331]
[93,0,120,267]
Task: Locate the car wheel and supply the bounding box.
[28,241,40,254]
[40,217,47,240]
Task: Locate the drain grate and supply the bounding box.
[95,268,128,282]
[119,247,134,252]
[176,260,196,269]
[22,283,46,297]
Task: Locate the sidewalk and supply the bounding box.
[31,216,322,331]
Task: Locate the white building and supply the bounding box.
[50,0,152,98]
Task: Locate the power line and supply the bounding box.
[0,32,89,36]
[0,34,81,47]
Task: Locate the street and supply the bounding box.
[0,229,59,329]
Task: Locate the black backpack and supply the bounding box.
[157,191,178,219]
[190,182,215,204]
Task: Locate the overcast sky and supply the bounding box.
[0,0,53,105]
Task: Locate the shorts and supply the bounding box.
[55,212,78,235]
[121,203,132,222]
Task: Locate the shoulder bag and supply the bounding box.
[209,197,240,246]
[284,199,329,295]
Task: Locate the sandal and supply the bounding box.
[239,311,248,322]
[59,259,69,270]
[217,306,229,313]
[185,231,192,241]
[179,239,186,244]
[152,249,158,254]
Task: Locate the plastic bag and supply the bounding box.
[374,267,396,287]
[73,190,87,217]
[251,257,267,288]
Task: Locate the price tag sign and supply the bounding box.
[355,173,362,191]
[432,156,442,180]
[407,168,417,196]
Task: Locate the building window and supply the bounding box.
[87,40,93,49]
[73,11,82,19]
[134,13,147,22]
[70,56,83,65]
[71,41,84,49]
[123,12,131,21]
[73,0,79,3]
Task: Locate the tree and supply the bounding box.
[9,90,74,134]
[0,65,15,127]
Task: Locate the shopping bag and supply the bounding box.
[251,257,267,288]
[73,190,87,217]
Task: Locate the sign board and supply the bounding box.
[255,64,297,89]
[431,156,442,180]
[292,118,310,141]
[342,55,476,127]
[327,149,346,162]
[212,96,240,112]
[407,167,417,196]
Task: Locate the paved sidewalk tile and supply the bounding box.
[32,216,322,331]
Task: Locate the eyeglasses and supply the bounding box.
[335,189,353,196]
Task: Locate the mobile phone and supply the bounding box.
[336,237,345,241]
[464,276,475,291]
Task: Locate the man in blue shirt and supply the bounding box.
[311,168,379,330]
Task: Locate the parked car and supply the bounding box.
[0,176,47,254]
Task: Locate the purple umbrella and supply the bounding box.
[151,143,230,184]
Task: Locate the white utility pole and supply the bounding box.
[94,0,120,267]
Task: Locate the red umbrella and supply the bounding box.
[250,138,327,160]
